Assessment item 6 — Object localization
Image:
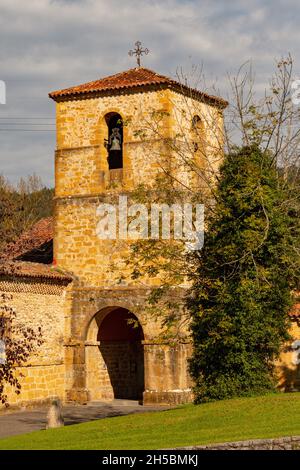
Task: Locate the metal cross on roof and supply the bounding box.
[128,41,149,67]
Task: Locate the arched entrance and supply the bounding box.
[86,307,144,402]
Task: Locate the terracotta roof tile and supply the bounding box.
[1,217,53,264]
[0,261,73,282]
[0,218,73,282]
[49,67,228,107]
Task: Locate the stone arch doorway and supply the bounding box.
[86,307,145,402]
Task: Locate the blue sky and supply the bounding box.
[0,0,299,186]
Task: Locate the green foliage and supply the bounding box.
[1,393,300,449]
[188,145,300,402]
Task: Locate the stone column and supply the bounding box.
[64,341,89,403]
[143,341,193,406]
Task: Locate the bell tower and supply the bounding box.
[49,66,227,404]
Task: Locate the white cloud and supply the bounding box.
[0,0,300,185]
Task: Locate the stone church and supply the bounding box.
[1,66,300,409]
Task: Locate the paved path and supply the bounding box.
[0,400,167,440]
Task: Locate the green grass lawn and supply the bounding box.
[1,393,300,450]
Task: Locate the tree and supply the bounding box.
[109,57,300,399]
[16,174,54,232]
[0,291,43,406]
[0,177,20,252]
[188,145,300,401]
[0,174,54,253]
[120,57,300,334]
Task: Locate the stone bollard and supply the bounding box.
[46,399,64,429]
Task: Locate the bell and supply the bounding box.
[110,136,121,151]
[109,127,122,151]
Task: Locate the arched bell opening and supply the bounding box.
[105,112,123,170]
[191,114,205,154]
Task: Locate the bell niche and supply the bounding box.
[105,112,123,170]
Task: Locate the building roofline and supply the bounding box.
[0,261,74,283]
[49,67,228,108]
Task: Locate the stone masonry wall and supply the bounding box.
[55,89,174,198]
[63,287,193,405]
[3,364,65,408]
[54,87,221,288]
[277,319,300,391]
[175,435,300,450]
[86,340,144,401]
[1,279,69,408]
[169,90,224,192]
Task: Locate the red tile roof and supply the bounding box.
[0,260,73,282]
[1,217,53,263]
[49,67,228,107]
[0,218,73,282]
